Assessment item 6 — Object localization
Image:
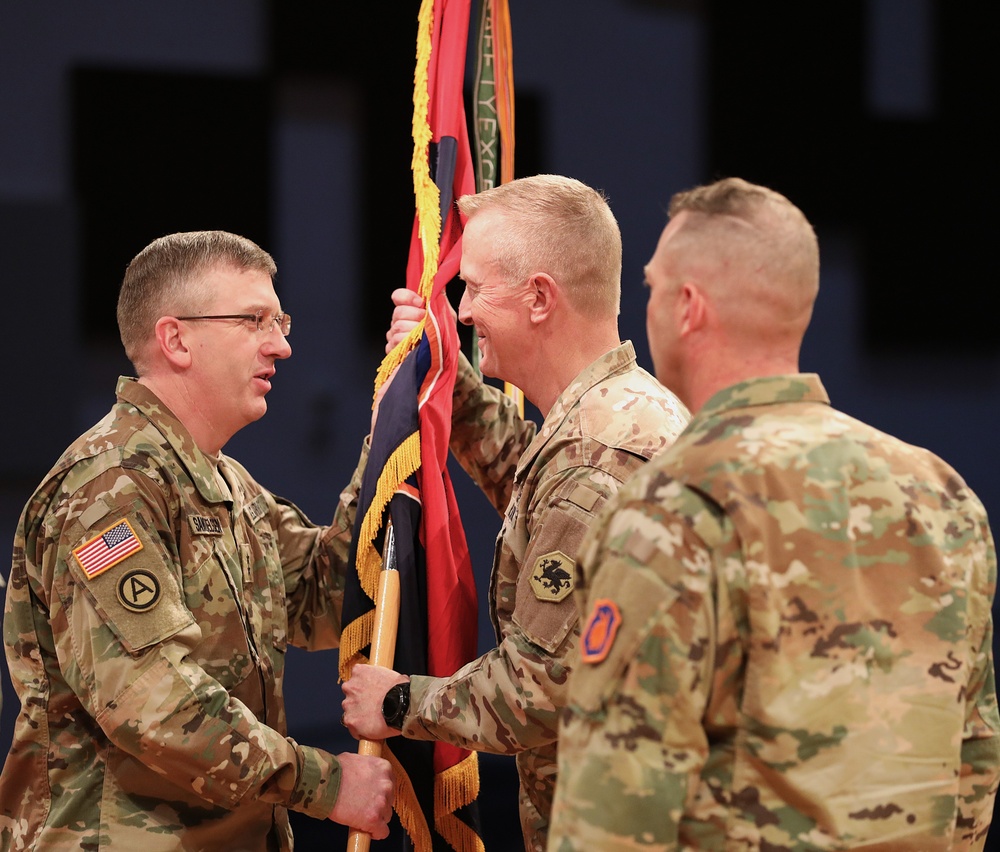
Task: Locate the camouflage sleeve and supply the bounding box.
[404,627,566,755]
[403,464,624,754]
[549,485,717,851]
[956,517,1000,848]
[449,352,536,516]
[271,437,370,650]
[47,466,342,821]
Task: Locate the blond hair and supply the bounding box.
[457,174,621,316]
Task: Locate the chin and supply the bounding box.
[245,402,268,425]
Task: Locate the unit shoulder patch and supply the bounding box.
[581,598,622,663]
[116,569,161,613]
[529,550,575,602]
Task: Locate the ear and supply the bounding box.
[678,281,708,336]
[154,316,193,369]
[526,273,557,325]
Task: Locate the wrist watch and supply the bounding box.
[381,682,410,730]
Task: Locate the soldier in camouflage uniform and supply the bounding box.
[0,232,394,849]
[341,175,690,851]
[548,178,1000,850]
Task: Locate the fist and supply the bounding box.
[329,751,395,839]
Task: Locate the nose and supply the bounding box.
[457,287,473,326]
[263,328,292,359]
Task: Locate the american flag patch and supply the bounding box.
[72,519,144,579]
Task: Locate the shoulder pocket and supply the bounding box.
[63,511,194,653]
[569,568,678,714]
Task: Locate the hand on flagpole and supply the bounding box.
[385,288,427,354]
[342,666,410,741]
[328,750,395,838]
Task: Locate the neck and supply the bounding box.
[138,374,228,455]
[524,320,622,417]
[682,343,801,413]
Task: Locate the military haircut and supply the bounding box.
[457,174,622,318]
[664,177,820,339]
[117,230,277,373]
[668,177,820,295]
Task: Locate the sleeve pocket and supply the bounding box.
[569,569,678,714]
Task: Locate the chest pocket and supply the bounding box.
[250,527,288,654]
[181,543,255,689]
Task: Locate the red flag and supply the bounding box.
[341,1,481,848]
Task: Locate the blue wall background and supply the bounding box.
[2,2,997,848]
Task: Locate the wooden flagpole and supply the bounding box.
[347,525,400,852]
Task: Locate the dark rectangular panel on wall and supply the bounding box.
[269,1,416,342]
[72,68,270,344]
[2,202,80,478]
[706,0,998,354]
[860,3,997,355]
[706,0,865,224]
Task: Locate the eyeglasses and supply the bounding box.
[176,308,291,336]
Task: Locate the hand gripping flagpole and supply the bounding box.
[347,524,400,852]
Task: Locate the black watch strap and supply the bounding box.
[381,682,410,730]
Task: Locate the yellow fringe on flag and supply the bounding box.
[435,753,484,852]
[373,0,441,394]
[384,746,434,851]
[346,3,485,847]
[338,429,422,680]
[345,0,443,680]
[355,430,422,594]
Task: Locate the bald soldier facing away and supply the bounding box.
[548,178,1000,850]
[0,232,393,849]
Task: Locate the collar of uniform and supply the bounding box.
[513,341,638,478]
[696,374,830,421]
[115,376,229,504]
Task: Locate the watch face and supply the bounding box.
[382,683,409,729]
[384,688,400,714]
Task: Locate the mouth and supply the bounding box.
[254,369,275,392]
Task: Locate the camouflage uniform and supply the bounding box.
[549,374,1000,851]
[1,377,364,851]
[401,343,690,851]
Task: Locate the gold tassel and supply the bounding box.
[372,0,442,398]
[435,753,485,852]
[385,744,434,850]
[338,430,422,681]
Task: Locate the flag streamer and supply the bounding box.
[471,0,522,413]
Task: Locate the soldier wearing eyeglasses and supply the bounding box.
[0,231,394,849]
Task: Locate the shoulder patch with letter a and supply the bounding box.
[72,519,144,579]
[529,550,575,602]
[117,569,161,612]
[581,598,622,663]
